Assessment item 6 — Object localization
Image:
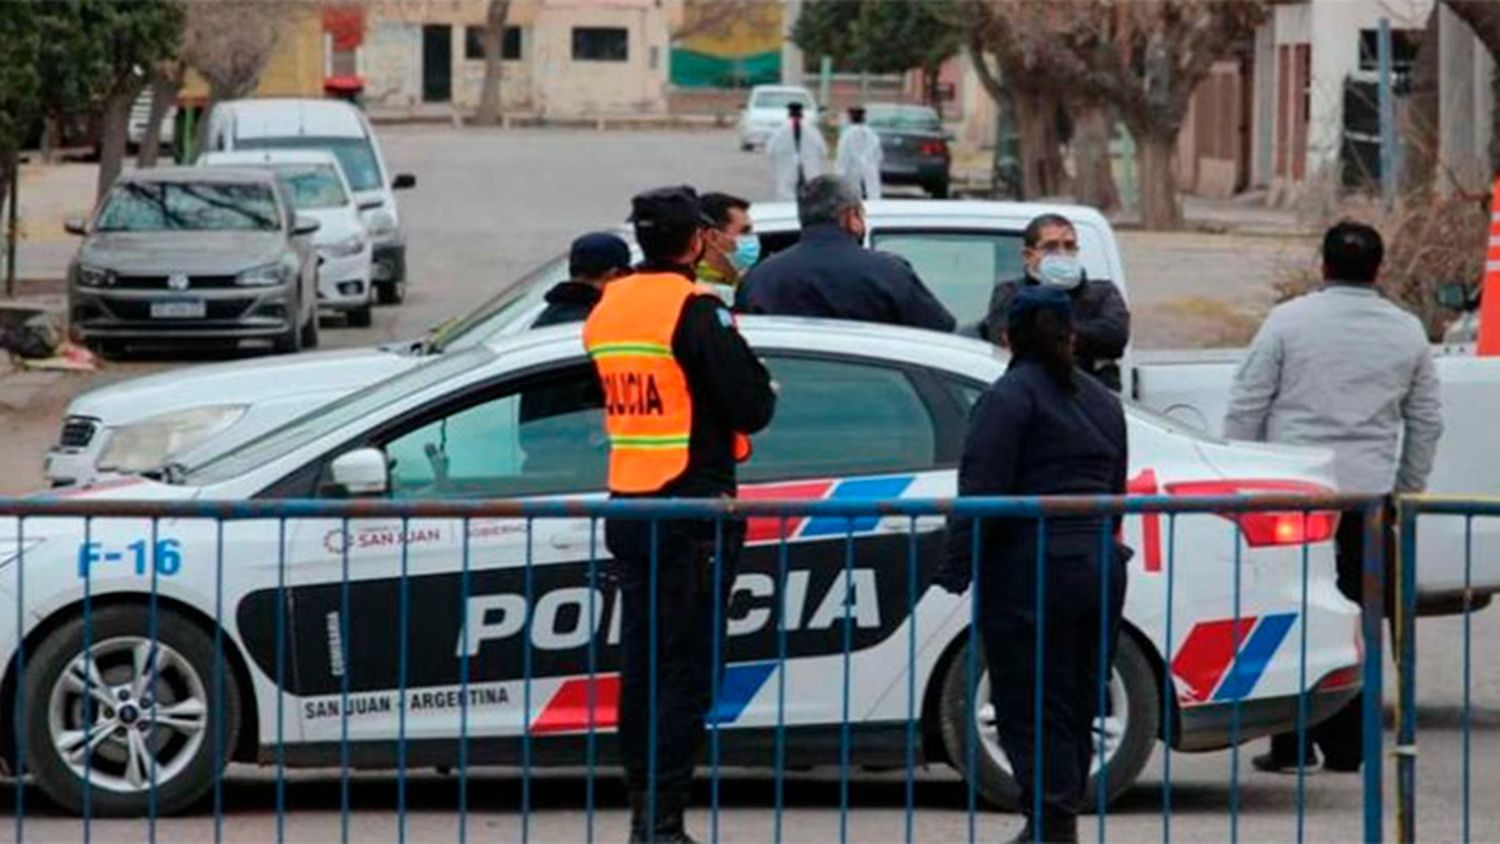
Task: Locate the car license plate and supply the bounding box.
[150,299,206,319]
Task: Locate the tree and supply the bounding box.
[138,59,187,168]
[793,0,962,113]
[1065,0,1268,229]
[473,0,512,127]
[183,0,285,150]
[0,4,41,291]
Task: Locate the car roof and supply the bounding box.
[118,166,275,185]
[749,198,1112,231]
[218,98,366,139]
[200,150,341,167]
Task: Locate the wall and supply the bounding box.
[1438,4,1496,190]
[181,5,326,102]
[529,0,669,116]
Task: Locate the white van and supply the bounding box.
[203,98,416,305]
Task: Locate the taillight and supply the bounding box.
[919,139,948,157]
[1164,480,1340,547]
[1315,664,1362,692]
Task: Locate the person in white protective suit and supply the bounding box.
[835,106,883,200]
[766,102,827,202]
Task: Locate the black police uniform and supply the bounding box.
[938,297,1129,840]
[602,188,778,843]
[533,281,602,327]
[734,222,956,331]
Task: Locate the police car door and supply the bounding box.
[725,352,964,738]
[275,362,608,752]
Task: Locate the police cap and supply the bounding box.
[629,186,713,237]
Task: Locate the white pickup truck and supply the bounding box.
[45,199,1499,605]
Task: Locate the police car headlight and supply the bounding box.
[0,537,44,571]
[98,405,248,473]
[322,234,365,259]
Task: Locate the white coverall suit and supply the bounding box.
[836,123,884,200]
[766,118,828,202]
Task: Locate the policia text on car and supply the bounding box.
[583,186,777,844]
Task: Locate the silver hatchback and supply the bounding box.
[66,167,322,357]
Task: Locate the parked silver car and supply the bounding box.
[66,167,322,357]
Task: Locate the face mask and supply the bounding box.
[1037,253,1084,290]
[730,235,761,271]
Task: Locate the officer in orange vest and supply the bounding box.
[584,186,776,843]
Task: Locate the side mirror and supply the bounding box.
[293,215,321,237]
[323,448,389,497]
[1436,282,1476,312]
[392,173,417,191]
[65,217,88,236]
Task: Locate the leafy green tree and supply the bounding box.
[0,3,41,289]
[794,0,961,114]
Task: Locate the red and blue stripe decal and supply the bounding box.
[1171,613,1297,704]
[531,662,778,735]
[740,476,915,544]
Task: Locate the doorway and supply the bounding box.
[422,25,453,103]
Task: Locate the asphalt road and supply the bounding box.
[3,127,1492,841]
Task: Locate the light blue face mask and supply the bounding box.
[730,234,761,272]
[1037,253,1085,290]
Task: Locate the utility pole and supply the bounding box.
[5,153,17,298]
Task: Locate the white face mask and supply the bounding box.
[1037,253,1085,290]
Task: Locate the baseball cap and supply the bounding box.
[1008,285,1074,324]
[629,186,713,236]
[568,232,632,279]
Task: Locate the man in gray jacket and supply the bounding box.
[1224,220,1443,774]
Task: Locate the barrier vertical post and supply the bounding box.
[1396,502,1416,844]
[11,516,21,844]
[1096,522,1112,843]
[1032,517,1046,844]
[585,518,599,844]
[458,520,471,844]
[213,521,226,844]
[1462,516,1474,844]
[1296,511,1311,844]
[1161,515,1176,844]
[397,517,411,844]
[339,518,352,844]
[905,517,919,844]
[839,520,855,844]
[773,516,789,844]
[1361,503,1387,844]
[275,521,287,843]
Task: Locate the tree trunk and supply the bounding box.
[139,65,184,168]
[39,117,60,165]
[473,0,511,127]
[97,85,143,201]
[1072,103,1120,214]
[1136,128,1183,230]
[1014,90,1065,199]
[925,63,942,120]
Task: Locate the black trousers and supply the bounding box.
[1270,505,1394,768]
[611,519,742,799]
[982,552,1126,825]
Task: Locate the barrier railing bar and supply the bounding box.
[1463,515,1473,844]
[457,520,471,844]
[11,515,21,844]
[213,519,226,844]
[904,516,919,844]
[1295,510,1311,844]
[1361,503,1387,844]
[147,515,160,843]
[710,517,725,844]
[965,518,980,844]
[1032,517,1046,844]
[1161,514,1176,844]
[838,519,855,844]
[274,520,287,844]
[521,518,535,844]
[585,517,599,844]
[397,515,411,844]
[1096,522,1111,844]
[773,516,788,844]
[1396,503,1416,844]
[338,517,352,844]
[1229,524,1243,844]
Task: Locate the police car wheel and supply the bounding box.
[22,605,243,817]
[376,280,406,305]
[937,633,1159,811]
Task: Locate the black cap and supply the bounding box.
[568,231,632,279]
[788,102,804,117]
[629,186,713,236]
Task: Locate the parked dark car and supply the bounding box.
[866,104,952,199]
[66,167,322,358]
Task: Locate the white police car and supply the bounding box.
[1,319,1359,816]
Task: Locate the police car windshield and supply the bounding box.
[428,257,565,353]
[185,347,493,485]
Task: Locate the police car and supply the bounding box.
[0,319,1360,816]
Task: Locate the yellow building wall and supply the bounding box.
[181,6,326,102]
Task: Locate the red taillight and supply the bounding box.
[1164,480,1340,547]
[1315,665,1362,692]
[919,139,948,156]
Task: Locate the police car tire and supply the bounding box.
[22,605,243,817]
[937,632,1159,812]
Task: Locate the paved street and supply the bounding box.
[4,126,1492,842]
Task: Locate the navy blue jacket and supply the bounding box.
[938,360,1129,602]
[735,223,956,332]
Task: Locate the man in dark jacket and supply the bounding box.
[735,175,956,331]
[533,232,632,327]
[981,213,1130,391]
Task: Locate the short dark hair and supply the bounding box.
[702,192,750,230]
[1022,213,1075,249]
[1322,220,1384,283]
[797,175,861,228]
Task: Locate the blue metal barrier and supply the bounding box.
[0,492,1393,842]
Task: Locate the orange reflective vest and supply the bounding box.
[583,272,751,494]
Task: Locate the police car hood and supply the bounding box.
[27,475,197,502]
[68,346,415,427]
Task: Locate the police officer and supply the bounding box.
[584,186,777,843]
[981,213,1130,391]
[735,175,955,331]
[534,232,633,327]
[937,286,1130,843]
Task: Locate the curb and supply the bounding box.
[368,113,737,132]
